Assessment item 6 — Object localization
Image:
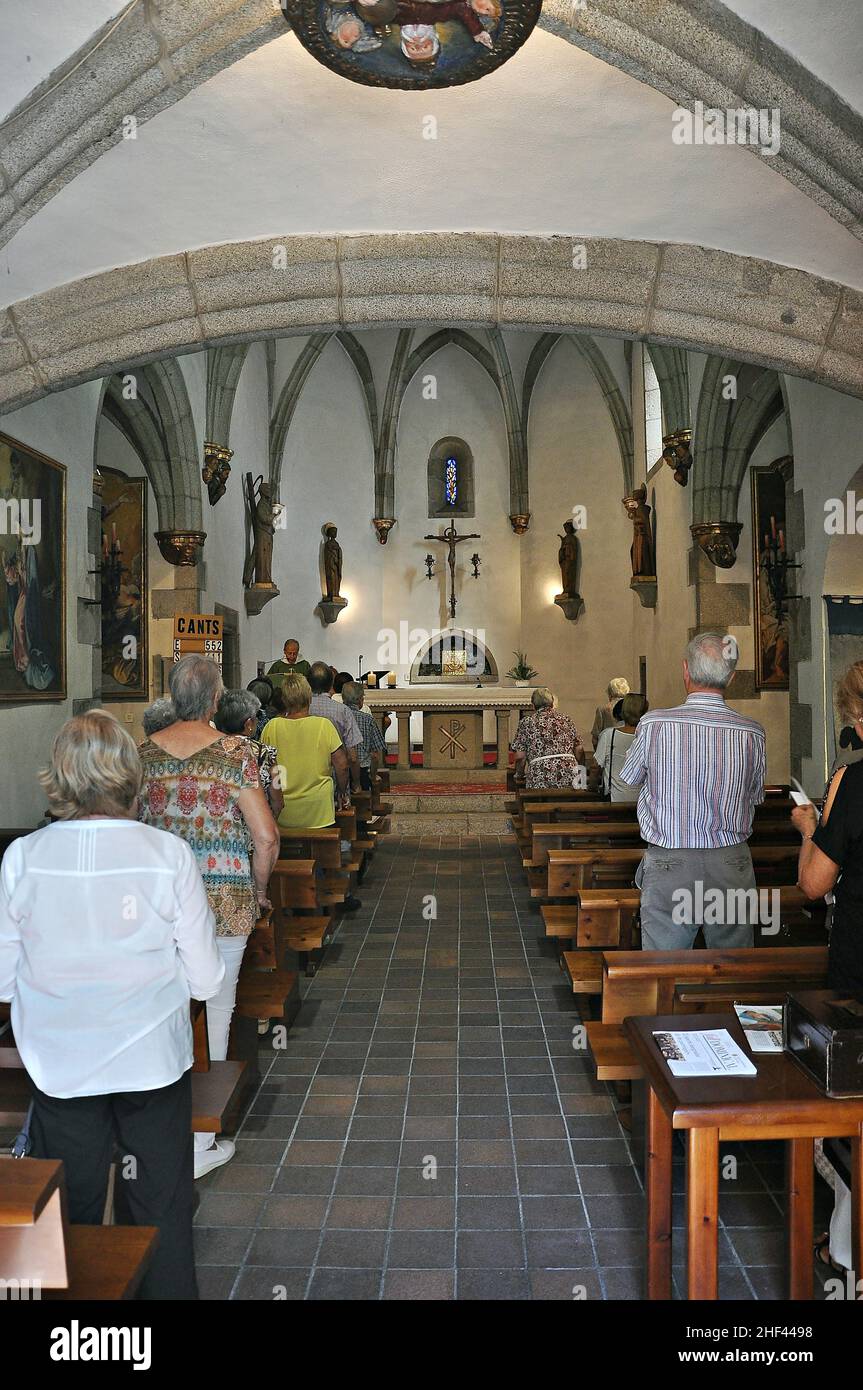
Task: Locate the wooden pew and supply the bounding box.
[584,945,829,1081]
[0,1004,247,1138]
[0,1157,158,1300]
[543,843,802,901]
[270,853,340,976]
[233,910,301,1052]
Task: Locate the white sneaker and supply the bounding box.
[194,1137,235,1180]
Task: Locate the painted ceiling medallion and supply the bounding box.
[280,0,541,89]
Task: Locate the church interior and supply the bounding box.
[1,0,863,1324]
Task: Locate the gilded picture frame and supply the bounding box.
[100,467,148,701]
[751,461,791,691]
[0,431,67,703]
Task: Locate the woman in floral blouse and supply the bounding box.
[511,688,585,789]
[138,655,279,1179]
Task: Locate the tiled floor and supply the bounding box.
[195,834,834,1300]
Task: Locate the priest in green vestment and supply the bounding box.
[267,638,311,690]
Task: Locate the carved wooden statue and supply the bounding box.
[623,485,656,578]
[557,519,580,597]
[323,523,343,600]
[243,473,277,588]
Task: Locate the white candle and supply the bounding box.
[367,673,377,687]
[387,672,396,687]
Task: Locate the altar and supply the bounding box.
[363,687,533,772]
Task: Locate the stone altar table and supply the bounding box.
[363,687,533,771]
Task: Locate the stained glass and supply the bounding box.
[445,457,457,506]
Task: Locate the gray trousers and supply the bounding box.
[635,843,757,951]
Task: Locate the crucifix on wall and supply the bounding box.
[424,521,482,620]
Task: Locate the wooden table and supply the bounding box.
[624,1011,863,1301]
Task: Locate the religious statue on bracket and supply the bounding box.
[242,473,280,615]
[202,442,233,505]
[623,485,657,609]
[554,518,583,621]
[319,522,348,624]
[660,430,693,487]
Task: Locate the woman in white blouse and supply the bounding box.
[594,693,649,801]
[0,710,224,1300]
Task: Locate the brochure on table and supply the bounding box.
[652,1028,757,1078]
[733,1003,784,1052]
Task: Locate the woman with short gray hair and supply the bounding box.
[215,689,283,821]
[138,655,280,1179]
[0,710,224,1298]
[511,689,585,789]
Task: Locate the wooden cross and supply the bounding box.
[423,522,481,619]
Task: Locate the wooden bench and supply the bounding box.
[0,1157,158,1300]
[543,843,802,901]
[0,1006,247,1137]
[585,945,829,1081]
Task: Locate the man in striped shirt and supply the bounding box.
[619,632,766,950]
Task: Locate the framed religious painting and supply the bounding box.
[751,461,792,691]
[281,0,542,90]
[100,467,148,701]
[0,431,66,702]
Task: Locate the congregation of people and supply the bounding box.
[1,627,861,1297]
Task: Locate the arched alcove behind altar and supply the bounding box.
[409,629,499,685]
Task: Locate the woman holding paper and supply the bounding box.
[793,660,863,1275]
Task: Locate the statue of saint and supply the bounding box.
[243,474,277,588]
[323,523,342,600]
[623,485,656,578]
[557,519,579,597]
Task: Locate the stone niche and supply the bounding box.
[409,629,499,685]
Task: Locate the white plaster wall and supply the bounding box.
[0,382,102,825]
[521,338,635,742]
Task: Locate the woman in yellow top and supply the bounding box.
[261,673,350,829]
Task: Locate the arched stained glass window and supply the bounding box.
[428,438,474,517]
[445,457,458,506]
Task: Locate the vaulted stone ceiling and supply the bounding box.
[0,1,861,412]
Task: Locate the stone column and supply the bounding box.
[495,708,512,770]
[396,711,411,769]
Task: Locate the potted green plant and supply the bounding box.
[507,651,538,687]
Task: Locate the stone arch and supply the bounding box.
[206,343,250,446]
[523,333,634,491]
[1,237,860,418]
[644,344,690,435]
[385,328,526,519]
[408,628,499,685]
[96,359,202,533]
[2,3,860,249]
[268,330,379,497]
[693,358,786,525]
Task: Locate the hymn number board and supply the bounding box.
[172,614,223,667]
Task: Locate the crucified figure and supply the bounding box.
[424,522,481,619]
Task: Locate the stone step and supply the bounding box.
[391,811,513,836]
[390,793,510,814]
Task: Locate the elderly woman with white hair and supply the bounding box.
[511,688,585,789]
[591,676,630,752]
[138,655,280,1178]
[0,710,225,1299]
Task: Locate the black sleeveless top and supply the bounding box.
[812,761,863,997]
